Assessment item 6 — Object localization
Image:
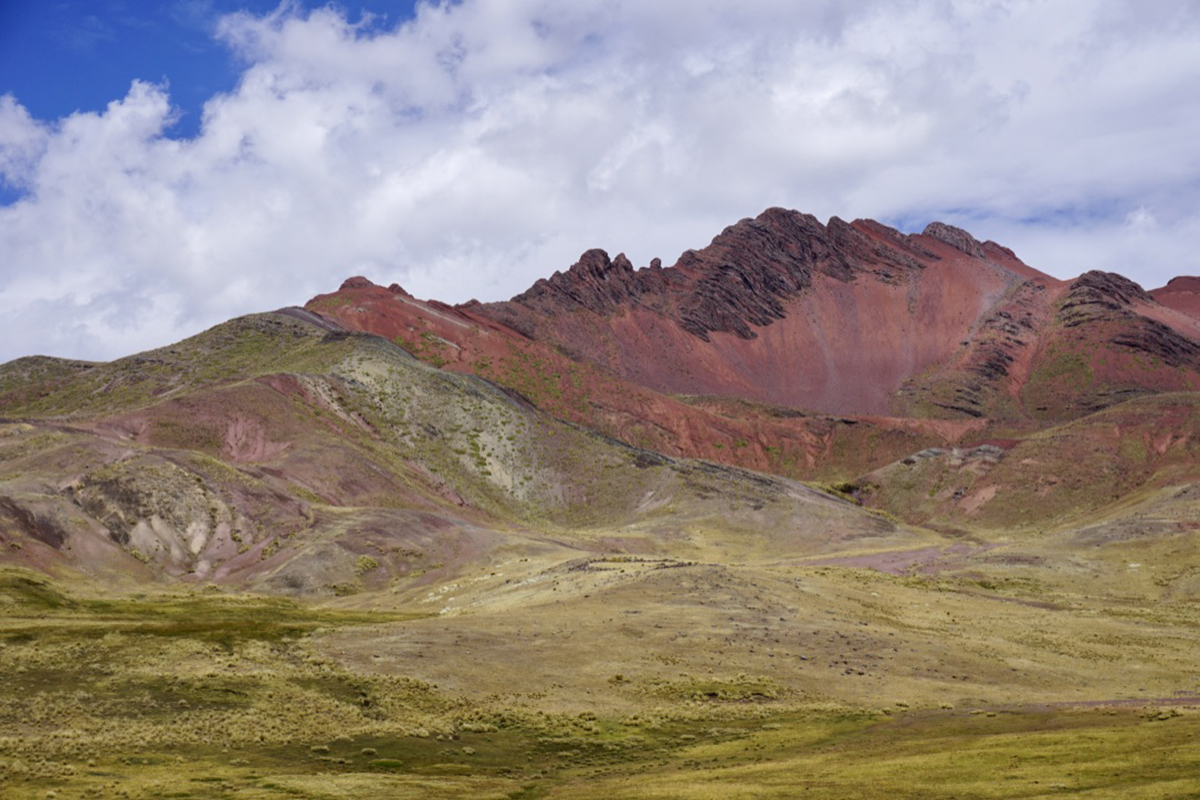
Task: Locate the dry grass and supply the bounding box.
[4,549,1200,798]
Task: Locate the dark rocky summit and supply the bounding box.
[326,205,1200,422]
[489,207,930,341]
[1060,271,1200,368]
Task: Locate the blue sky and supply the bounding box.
[2,1,1200,362]
[0,1,419,206]
[0,1,420,139]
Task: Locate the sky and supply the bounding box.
[2,1,1200,363]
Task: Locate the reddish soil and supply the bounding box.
[1142,277,1200,342]
[471,212,1060,417]
[550,259,1010,416]
[305,280,981,480]
[306,208,1200,477]
[1149,276,1200,320]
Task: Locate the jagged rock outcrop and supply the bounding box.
[1054,272,1200,367]
[895,279,1048,420]
[671,212,926,340]
[922,222,987,259]
[471,207,1043,415]
[1109,321,1200,368]
[1060,271,1152,325]
[316,204,1200,424]
[494,208,930,342]
[515,250,658,315]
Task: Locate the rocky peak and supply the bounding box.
[1058,271,1200,369]
[515,248,646,315]
[1069,271,1151,307]
[922,222,986,259]
[673,209,933,339]
[491,207,939,342]
[1059,271,1154,332]
[672,210,839,339]
[574,248,629,279]
[340,276,412,297]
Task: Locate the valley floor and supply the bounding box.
[3,535,1199,799]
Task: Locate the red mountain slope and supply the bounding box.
[306,207,1200,476]
[1148,276,1200,331]
[305,277,975,480]
[473,208,1056,416]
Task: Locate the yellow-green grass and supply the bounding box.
[3,568,1200,798]
[547,707,1200,799]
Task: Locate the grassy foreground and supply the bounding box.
[2,569,1198,799]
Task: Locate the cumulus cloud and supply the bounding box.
[2,0,1200,362]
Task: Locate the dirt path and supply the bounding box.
[796,543,996,575]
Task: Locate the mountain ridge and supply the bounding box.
[468,208,1053,416]
[6,207,1200,797]
[6,204,1200,585]
[312,208,1200,429]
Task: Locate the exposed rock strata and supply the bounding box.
[1060,272,1200,368]
[496,208,930,342]
[322,206,1200,423]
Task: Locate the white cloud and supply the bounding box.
[2,0,1200,362]
[0,95,49,191]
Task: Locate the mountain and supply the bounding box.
[473,210,1038,417]
[10,205,1199,585]
[306,274,967,485]
[5,207,1200,797]
[470,209,1200,423]
[0,307,900,593]
[309,209,1200,469]
[301,206,1200,548]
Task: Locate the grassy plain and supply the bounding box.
[3,550,1200,799]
